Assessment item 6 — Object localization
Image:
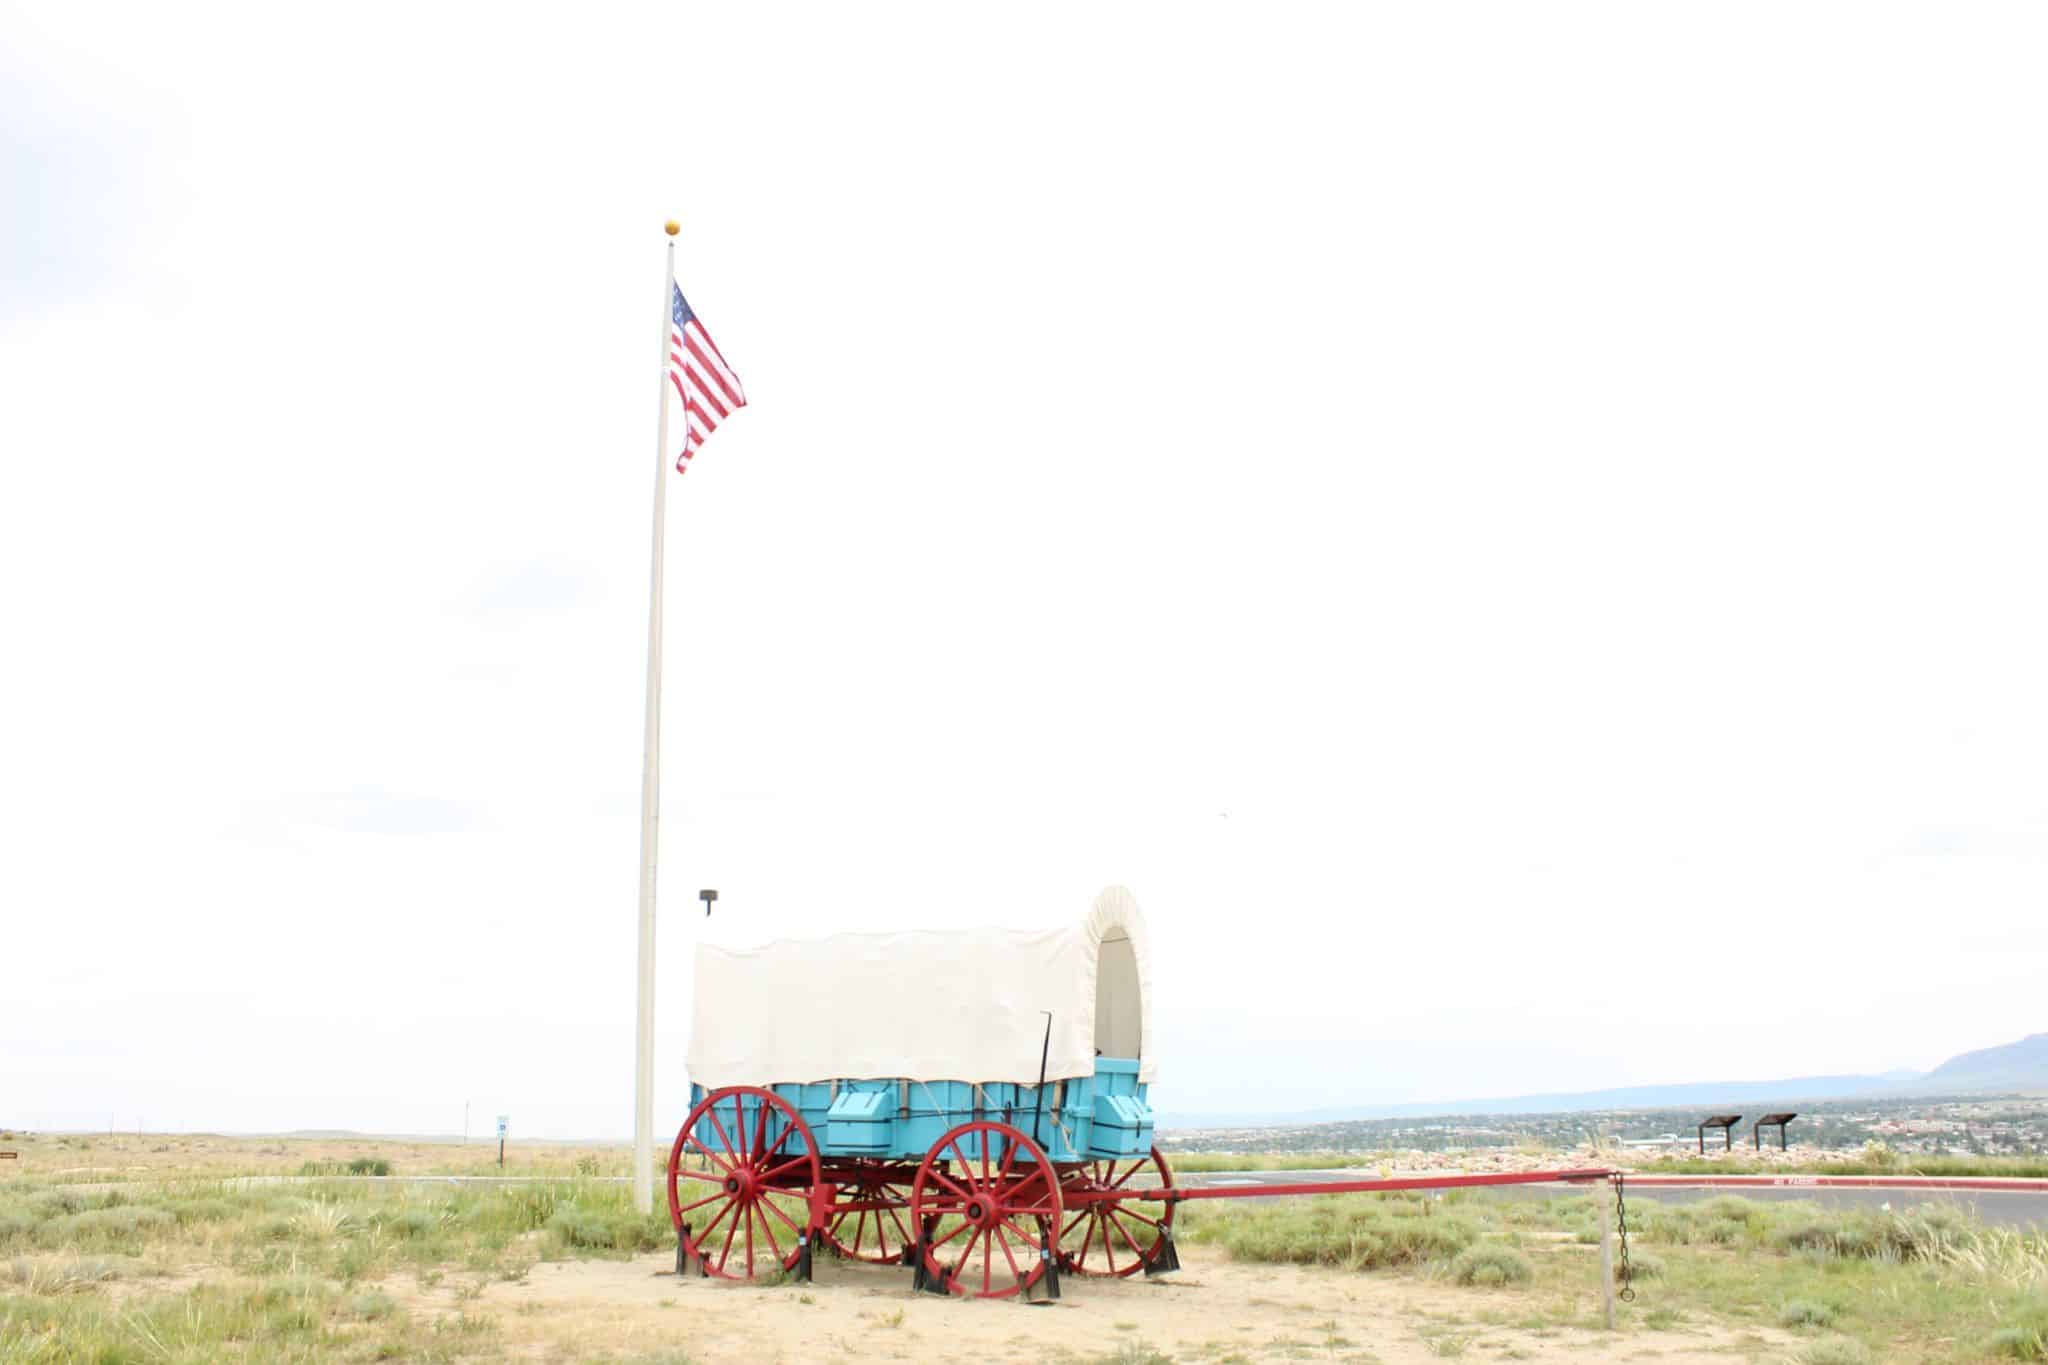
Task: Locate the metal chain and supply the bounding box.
[1614,1175,1635,1302]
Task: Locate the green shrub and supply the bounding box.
[1769,1205,1970,1264]
[346,1289,397,1321]
[1448,1243,1532,1287]
[346,1158,392,1176]
[1089,1346,1176,1365]
[1620,1252,1662,1280]
[1181,1194,1481,1271]
[1781,1299,1839,1328]
[547,1206,663,1253]
[252,1274,330,1309]
[1795,1337,1872,1365]
[3,1256,122,1293]
[39,1206,175,1249]
[495,1183,563,1232]
[1636,1197,1773,1248]
[386,1208,443,1240]
[332,1239,381,1283]
[166,1197,238,1226]
[26,1191,89,1219]
[1989,1302,2048,1360]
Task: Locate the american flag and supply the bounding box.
[668,283,747,472]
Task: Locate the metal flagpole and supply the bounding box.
[633,221,681,1215]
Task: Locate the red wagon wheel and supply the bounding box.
[908,1120,1063,1299]
[1058,1146,1176,1277]
[667,1086,821,1281]
[822,1159,918,1265]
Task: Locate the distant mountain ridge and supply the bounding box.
[1926,1032,2048,1091]
[1160,1031,2048,1129]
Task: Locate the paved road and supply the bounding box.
[1176,1169,2048,1229]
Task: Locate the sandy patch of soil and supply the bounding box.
[397,1246,1788,1364]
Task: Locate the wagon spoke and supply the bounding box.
[744,1199,756,1274]
[849,1208,866,1254]
[982,1226,993,1296]
[1111,1210,1147,1263]
[999,1142,1018,1181]
[763,1122,799,1161]
[1102,1215,1119,1273]
[1060,1210,1087,1239]
[1077,1216,1097,1268]
[1108,1159,1147,1191]
[717,1203,742,1272]
[730,1095,748,1163]
[999,1215,1040,1251]
[760,1194,802,1237]
[949,1227,982,1281]
[700,1195,736,1236]
[885,1205,912,1249]
[757,1201,786,1263]
[931,1219,973,1250]
[995,1223,1024,1282]
[682,1132,727,1174]
[752,1094,770,1161]
[675,1191,726,1216]
[760,1155,811,1183]
[929,1169,975,1207]
[1114,1206,1163,1230]
[702,1109,740,1171]
[1009,1165,1051,1208]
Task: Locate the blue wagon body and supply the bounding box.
[685,1055,1155,1166]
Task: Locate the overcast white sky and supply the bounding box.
[5,2,2046,1138]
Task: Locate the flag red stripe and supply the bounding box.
[688,371,730,420]
[683,320,744,399]
[684,334,744,409]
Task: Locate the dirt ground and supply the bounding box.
[401,1245,1789,1365]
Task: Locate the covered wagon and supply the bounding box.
[668,885,1177,1297]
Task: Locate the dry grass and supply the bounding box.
[0,1129,630,1184]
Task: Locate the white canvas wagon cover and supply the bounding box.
[686,885,1155,1089]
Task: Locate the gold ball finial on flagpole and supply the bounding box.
[663,220,680,237]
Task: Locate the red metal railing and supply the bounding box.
[1067,1166,1618,1206]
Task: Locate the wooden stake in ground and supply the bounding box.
[1598,1179,1616,1330]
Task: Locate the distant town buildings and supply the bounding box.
[1160,1095,2048,1158]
